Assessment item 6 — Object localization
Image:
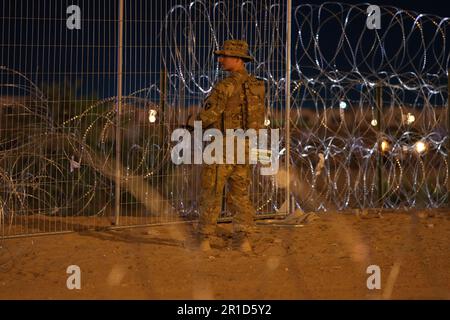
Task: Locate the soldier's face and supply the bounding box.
[218,55,244,71]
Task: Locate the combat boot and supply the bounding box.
[233,232,252,253]
[239,237,252,253]
[198,235,212,252]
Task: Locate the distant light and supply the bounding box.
[415,141,427,154]
[381,140,389,152]
[264,118,271,126]
[371,119,378,127]
[339,101,347,109]
[406,113,415,125]
[148,109,157,123]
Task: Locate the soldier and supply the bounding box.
[189,39,265,252]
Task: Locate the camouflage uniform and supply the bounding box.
[197,41,265,237]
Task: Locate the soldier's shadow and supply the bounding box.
[77,229,185,248]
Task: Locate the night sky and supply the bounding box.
[1,0,449,100]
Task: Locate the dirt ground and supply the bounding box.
[0,210,449,299]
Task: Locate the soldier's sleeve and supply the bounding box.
[199,79,235,128]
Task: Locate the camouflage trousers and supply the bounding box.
[198,163,256,236]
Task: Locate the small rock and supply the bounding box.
[427,223,434,228]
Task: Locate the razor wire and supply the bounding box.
[289,3,449,210]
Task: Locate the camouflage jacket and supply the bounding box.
[199,69,265,132]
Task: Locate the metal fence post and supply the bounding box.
[376,85,384,208]
[160,67,167,216]
[160,68,166,119]
[285,0,292,215]
[448,70,450,207]
[114,0,124,226]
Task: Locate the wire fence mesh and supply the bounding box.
[0,0,449,238]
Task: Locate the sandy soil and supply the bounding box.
[0,210,449,299]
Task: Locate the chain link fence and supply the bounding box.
[1,0,449,238]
